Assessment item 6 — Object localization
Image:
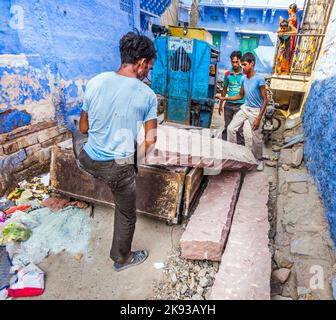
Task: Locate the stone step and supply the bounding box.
[210,171,271,300]
[180,171,242,261]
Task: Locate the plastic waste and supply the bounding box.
[7,263,44,298]
[0,222,31,245]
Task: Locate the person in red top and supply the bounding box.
[288,3,298,63]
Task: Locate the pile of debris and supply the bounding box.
[151,248,219,300]
[0,174,92,300]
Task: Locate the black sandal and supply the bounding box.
[113,250,149,272]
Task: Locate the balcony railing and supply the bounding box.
[272,33,325,77]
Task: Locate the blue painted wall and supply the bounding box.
[192,6,303,74]
[303,6,336,244]
[0,0,170,134]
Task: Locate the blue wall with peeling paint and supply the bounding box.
[0,0,170,133]
[303,7,336,244]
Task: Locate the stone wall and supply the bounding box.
[0,122,71,194]
[303,4,336,244]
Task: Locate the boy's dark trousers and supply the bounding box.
[72,130,137,264]
[222,102,245,146]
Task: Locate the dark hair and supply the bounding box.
[119,32,156,65]
[241,52,256,65]
[289,3,298,13]
[280,19,289,28]
[230,50,242,61]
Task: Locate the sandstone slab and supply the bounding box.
[210,172,271,300]
[180,171,242,261]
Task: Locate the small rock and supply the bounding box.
[171,273,178,284]
[182,270,189,277]
[181,284,188,295]
[278,149,292,165]
[198,269,207,278]
[289,182,308,194]
[272,145,281,152]
[189,277,195,289]
[297,286,311,296]
[204,288,212,300]
[272,268,291,284]
[281,164,291,171]
[199,277,210,288]
[272,295,293,300]
[194,265,201,272]
[274,251,294,269]
[270,282,282,296]
[291,147,304,167]
[75,253,83,261]
[191,294,204,300]
[265,160,278,168]
[196,285,204,295]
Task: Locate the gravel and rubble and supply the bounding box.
[151,248,219,300]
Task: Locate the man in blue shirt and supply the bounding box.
[219,51,246,145]
[216,52,268,171]
[78,32,157,271]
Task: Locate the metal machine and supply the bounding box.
[151,26,220,128]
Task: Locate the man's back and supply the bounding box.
[82,71,157,161]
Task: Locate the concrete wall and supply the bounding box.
[0,0,141,133]
[194,6,302,74]
[303,5,336,244]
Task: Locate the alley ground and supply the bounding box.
[22,106,335,300]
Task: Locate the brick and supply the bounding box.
[2,133,39,155]
[58,125,70,134]
[0,146,4,156]
[25,143,42,157]
[210,172,271,300]
[0,149,27,172]
[180,171,242,261]
[20,147,51,170]
[13,162,50,184]
[0,121,55,144]
[37,127,62,143]
[40,132,72,148]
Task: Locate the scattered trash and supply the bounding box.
[5,205,32,215]
[7,188,25,201]
[0,212,6,223]
[283,134,305,149]
[39,173,50,187]
[0,222,32,245]
[154,262,165,270]
[0,199,15,212]
[75,253,83,261]
[7,263,44,298]
[66,201,89,210]
[42,197,70,212]
[0,246,12,291]
[6,206,91,266]
[0,288,8,300]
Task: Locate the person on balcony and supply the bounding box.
[275,4,298,75]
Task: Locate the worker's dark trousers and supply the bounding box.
[222,104,245,146]
[78,148,137,264]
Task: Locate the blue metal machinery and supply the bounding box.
[151,36,220,128]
